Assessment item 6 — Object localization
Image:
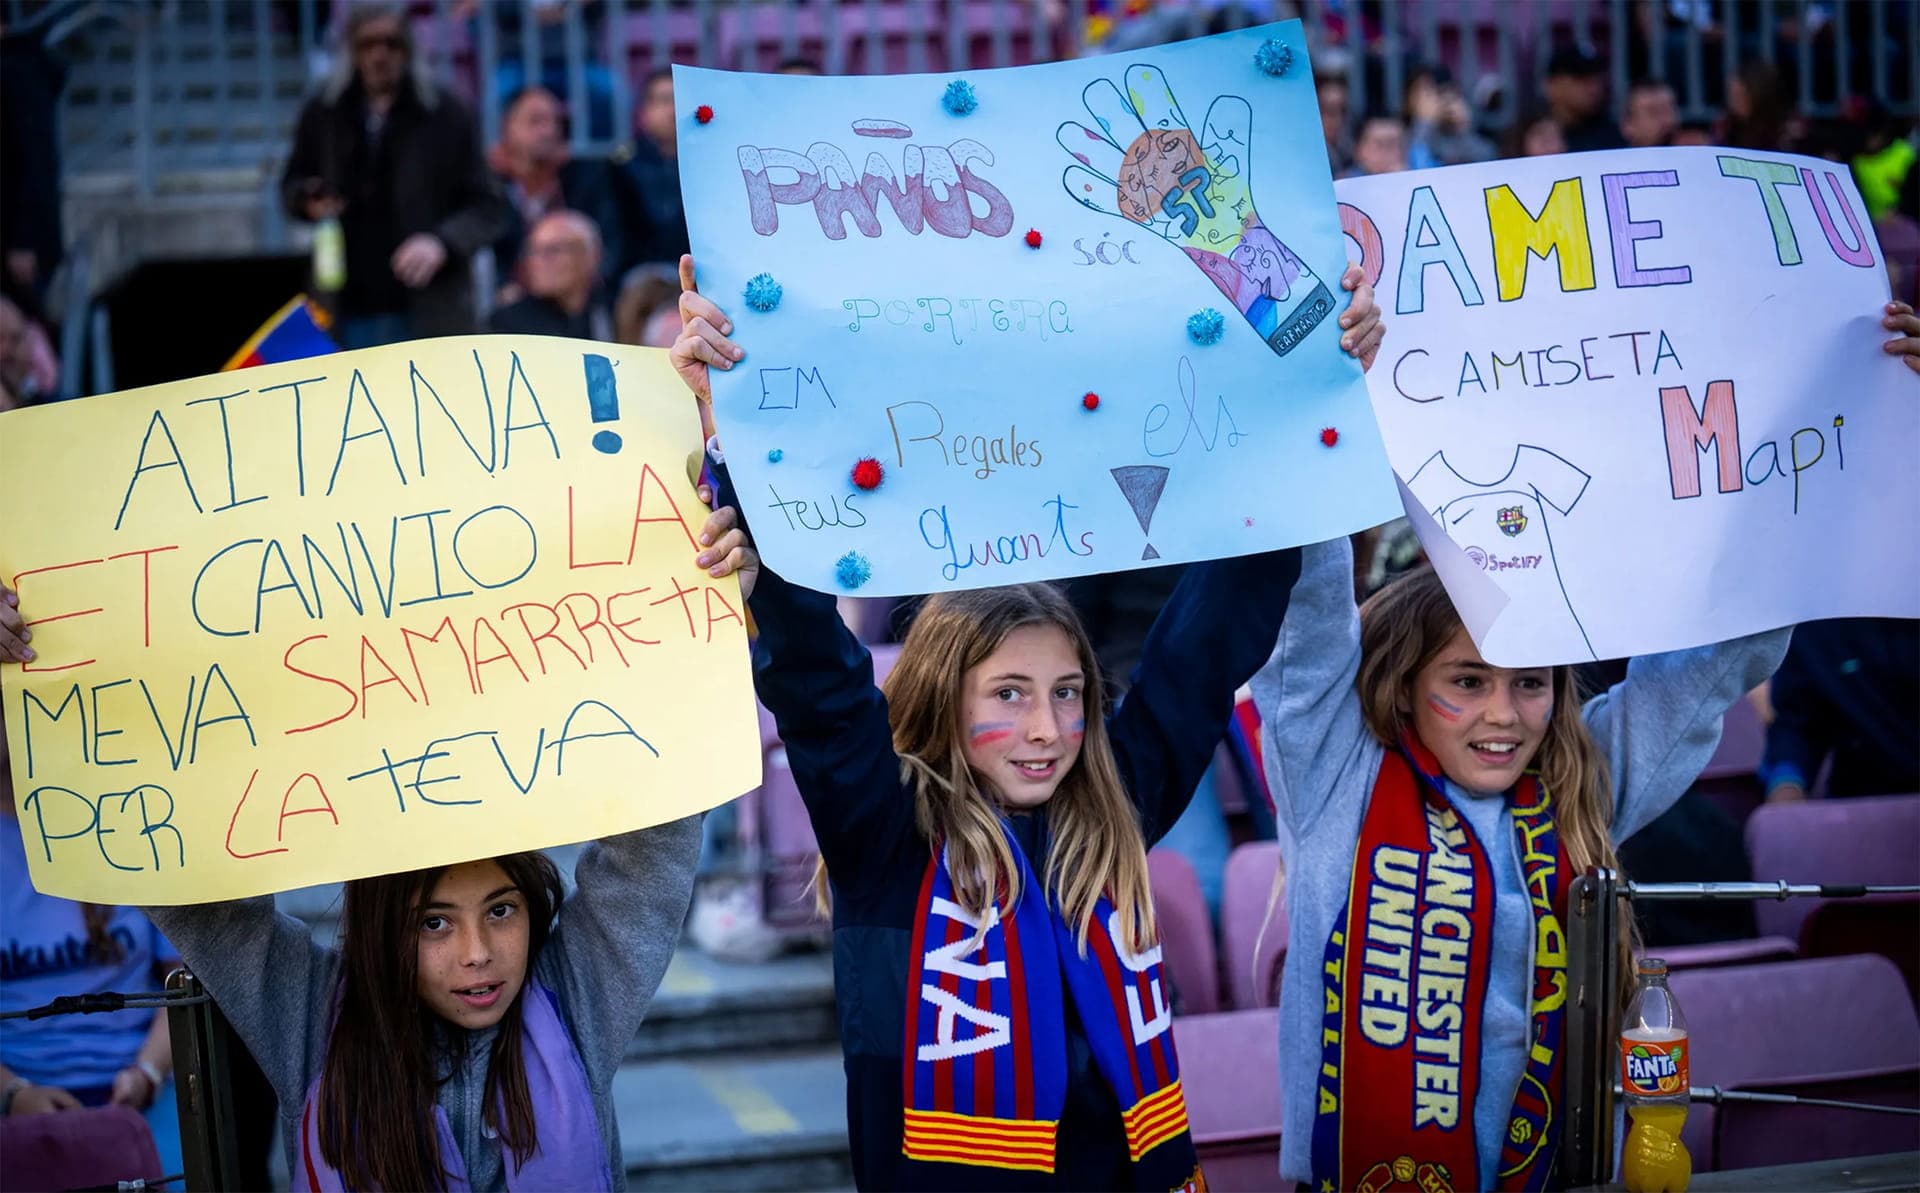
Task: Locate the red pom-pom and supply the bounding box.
[695,104,714,125]
[1319,426,1340,447]
[851,457,885,490]
[1024,228,1044,248]
[1082,392,1100,411]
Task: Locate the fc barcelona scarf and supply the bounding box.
[1310,739,1573,1193]
[901,826,1203,1191]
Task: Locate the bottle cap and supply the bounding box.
[1636,957,1669,976]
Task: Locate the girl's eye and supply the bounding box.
[421,915,448,933]
[1452,675,1482,691]
[994,687,1022,702]
[1517,675,1548,692]
[1054,686,1081,702]
[487,902,517,921]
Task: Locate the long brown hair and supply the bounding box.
[80,905,127,965]
[817,584,1156,953]
[317,852,565,1191]
[1354,566,1636,989]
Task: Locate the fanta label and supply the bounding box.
[1621,1036,1689,1098]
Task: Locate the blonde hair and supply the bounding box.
[814,584,1157,954]
[1353,565,1637,995]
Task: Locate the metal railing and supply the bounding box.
[1562,869,1920,1186]
[20,0,1914,202]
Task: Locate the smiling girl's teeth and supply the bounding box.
[1474,742,1516,754]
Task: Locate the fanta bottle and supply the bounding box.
[1620,958,1691,1193]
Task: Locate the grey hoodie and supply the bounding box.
[1251,538,1788,1186]
[148,815,703,1191]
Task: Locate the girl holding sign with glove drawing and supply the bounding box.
[1250,301,1919,1193]
[0,573,718,1189]
[671,253,1383,1191]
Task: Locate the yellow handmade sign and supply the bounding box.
[0,337,759,904]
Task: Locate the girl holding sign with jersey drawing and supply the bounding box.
[0,583,719,1190]
[1249,299,1920,1193]
[671,252,1384,1190]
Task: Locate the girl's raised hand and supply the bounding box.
[670,255,745,440]
[0,584,32,664]
[1338,263,1386,372]
[694,485,760,600]
[1882,301,1920,375]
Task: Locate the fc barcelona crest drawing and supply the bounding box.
[1497,505,1528,537]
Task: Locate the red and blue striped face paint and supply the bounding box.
[969,721,1017,746]
[1067,718,1085,743]
[1426,694,1466,723]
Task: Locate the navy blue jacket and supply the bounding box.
[1760,617,1920,798]
[744,537,1302,1190]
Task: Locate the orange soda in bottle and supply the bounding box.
[1620,958,1691,1193]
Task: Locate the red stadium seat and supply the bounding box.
[1147,848,1220,1015]
[1220,842,1287,1010]
[1173,1008,1285,1191]
[1669,954,1920,1170]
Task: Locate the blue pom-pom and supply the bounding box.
[1254,39,1292,77]
[767,448,784,463]
[835,550,872,590]
[743,272,783,312]
[942,79,978,116]
[1187,308,1226,345]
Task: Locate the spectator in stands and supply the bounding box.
[1346,115,1409,178]
[0,696,181,1175]
[1761,617,1920,801]
[613,266,681,347]
[1880,158,1920,305]
[1671,118,1715,147]
[0,25,64,307]
[1316,72,1354,175]
[470,0,618,144]
[0,293,58,403]
[489,86,648,302]
[670,253,1385,1191]
[281,5,503,349]
[489,211,612,339]
[1250,305,1918,1190]
[625,68,690,268]
[143,829,700,1191]
[1505,107,1570,158]
[1544,45,1626,153]
[1850,105,1917,221]
[1622,78,1681,147]
[1723,59,1801,152]
[1405,66,1496,168]
[1254,545,1789,1188]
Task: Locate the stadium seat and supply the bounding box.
[1220,842,1287,1010]
[1669,954,1920,1170]
[759,747,823,929]
[1172,1008,1284,1191]
[1653,937,1797,971]
[1745,794,1920,941]
[0,1105,161,1193]
[1147,848,1220,1015]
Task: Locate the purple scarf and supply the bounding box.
[295,983,608,1192]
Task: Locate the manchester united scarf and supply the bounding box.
[1310,739,1572,1193]
[901,826,1203,1190]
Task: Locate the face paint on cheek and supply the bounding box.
[1067,718,1085,742]
[969,721,1015,745]
[1427,693,1466,722]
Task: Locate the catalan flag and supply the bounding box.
[222,295,336,371]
